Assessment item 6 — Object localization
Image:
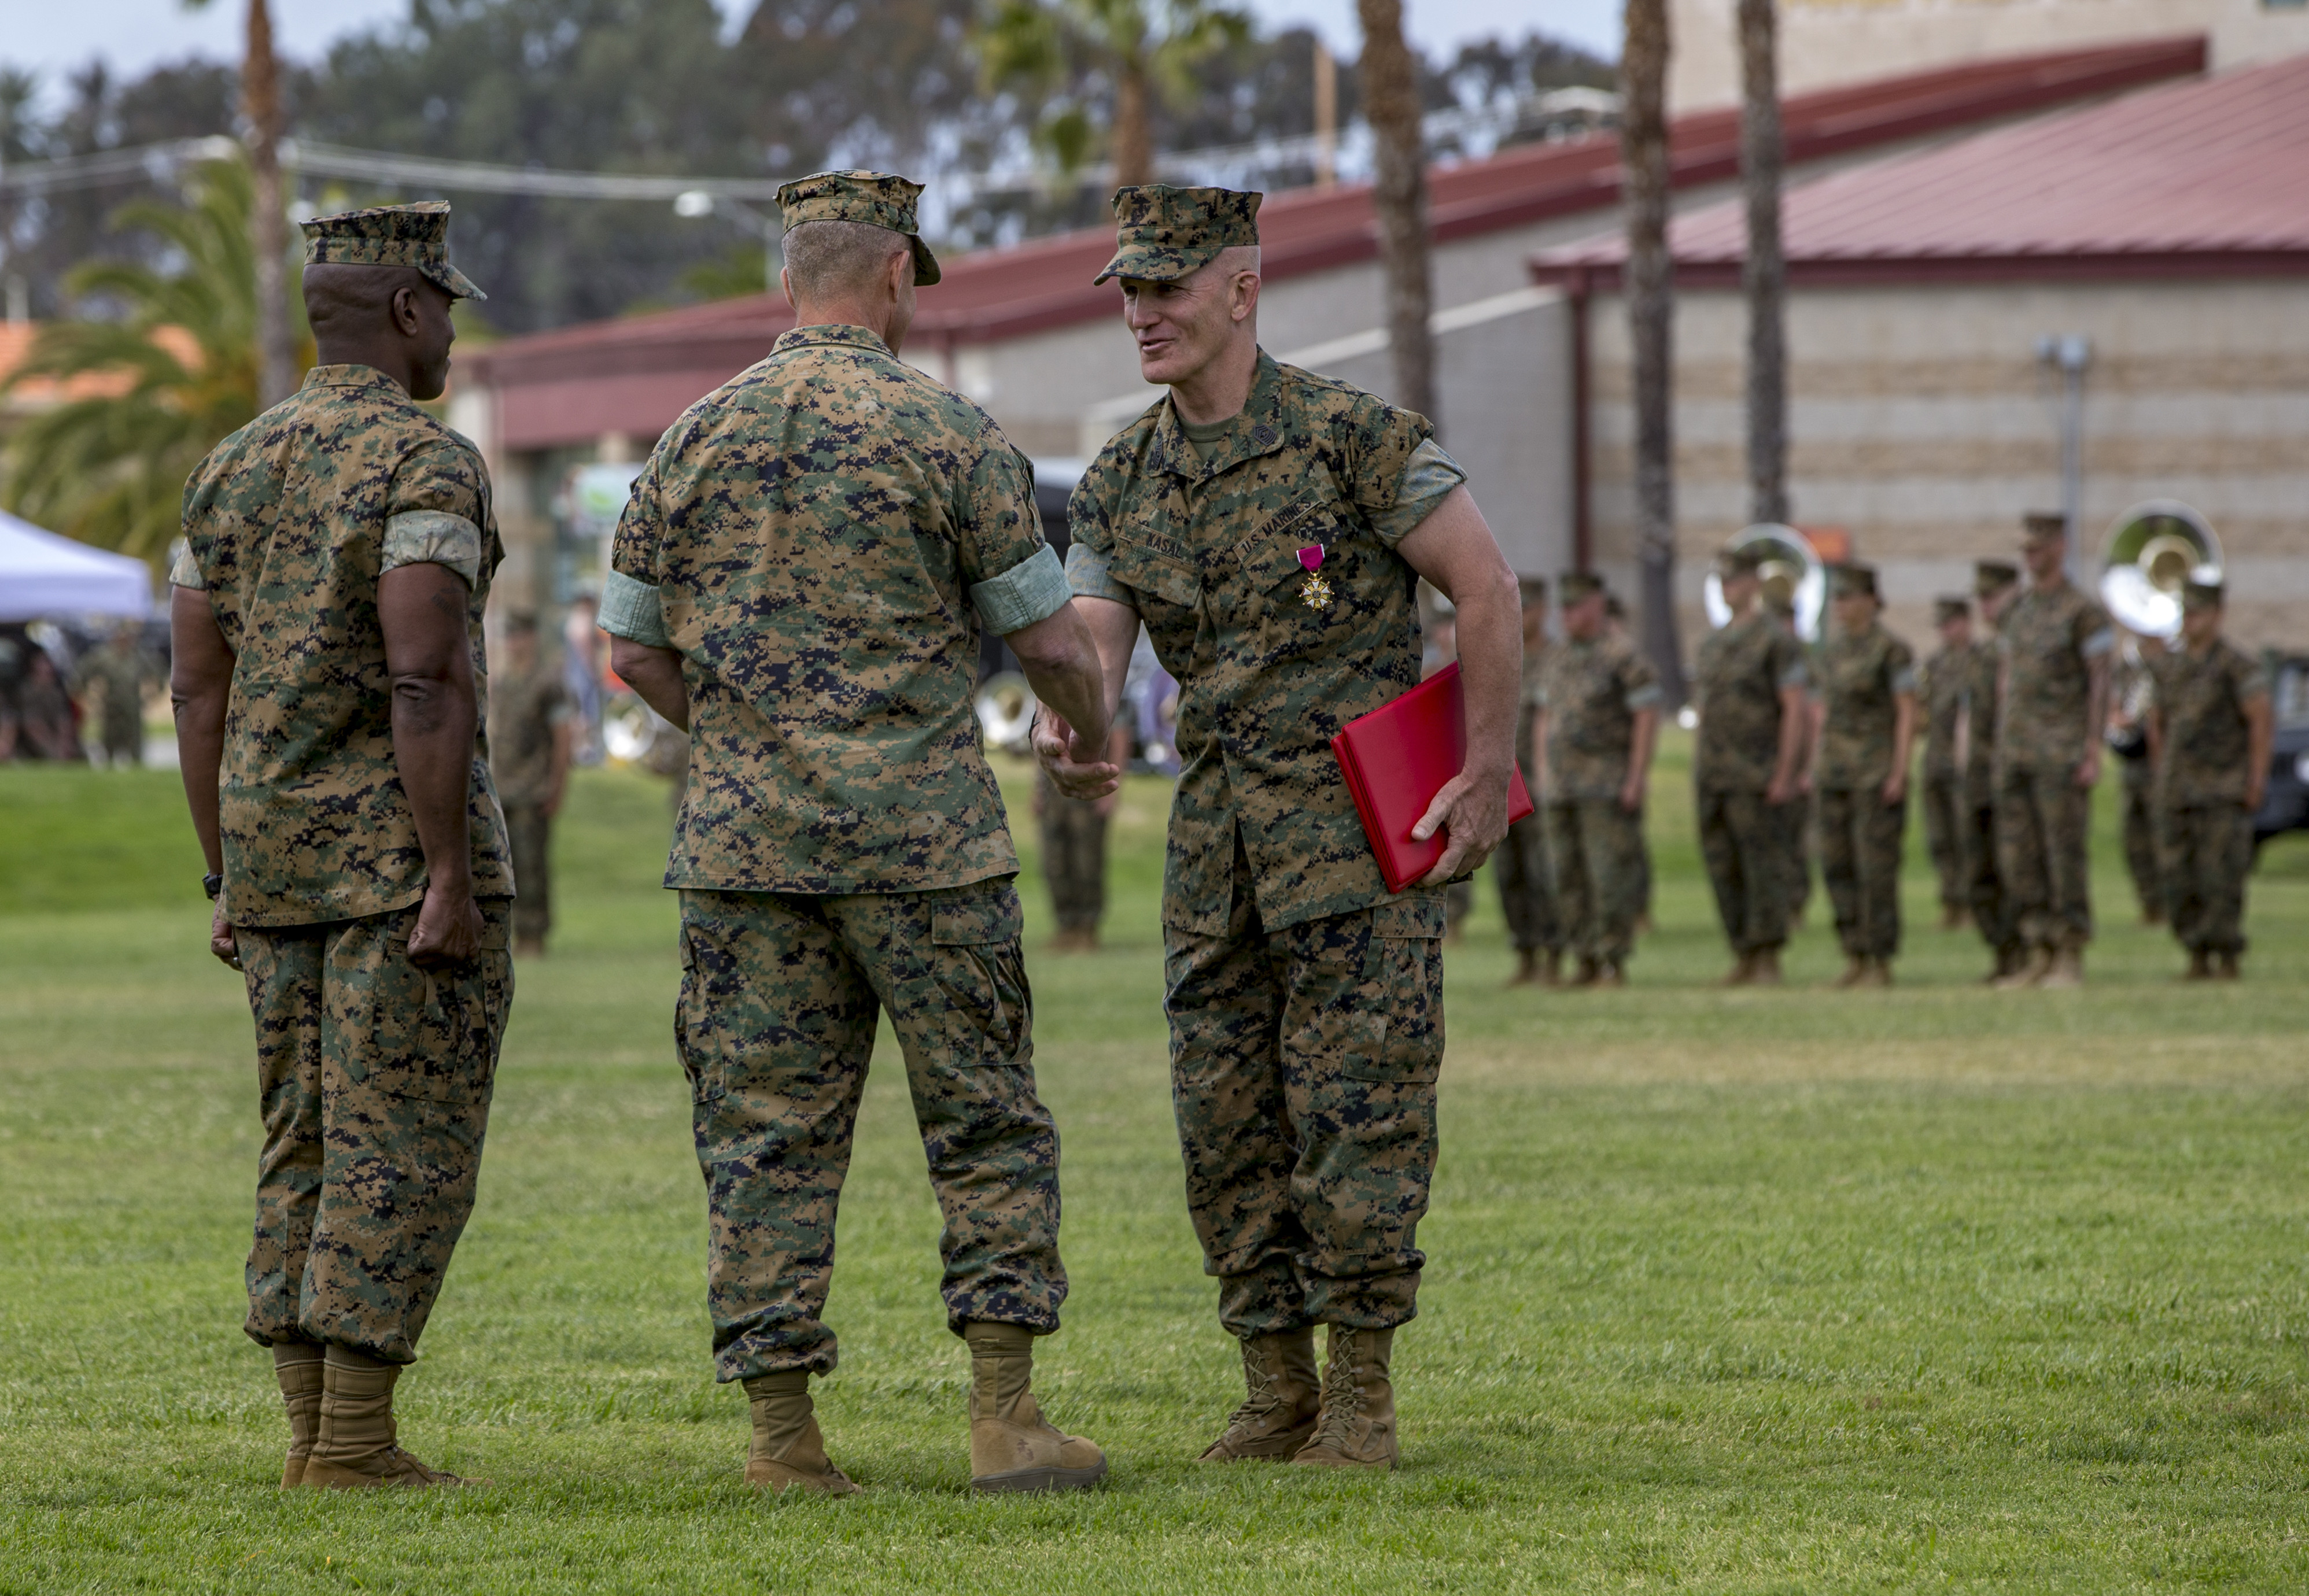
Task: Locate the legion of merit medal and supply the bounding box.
[1297,544,1332,610]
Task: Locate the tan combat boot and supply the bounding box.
[1292,1326,1397,1471]
[2039,944,2084,989]
[1538,949,1562,988]
[273,1342,324,1489]
[1592,959,1626,989]
[1860,957,1893,988]
[2182,948,2212,982]
[1198,1330,1319,1462]
[1718,951,1754,987]
[1834,955,1868,989]
[2214,950,2240,981]
[740,1370,857,1494]
[1507,948,1540,988]
[1568,956,1603,988]
[1994,945,2052,989]
[965,1322,1106,1494]
[1748,947,1783,986]
[300,1347,469,1488]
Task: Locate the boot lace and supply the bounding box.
[1219,1343,1285,1433]
[1305,1332,1366,1454]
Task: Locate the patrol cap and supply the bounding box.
[301,202,486,301]
[1831,564,1879,600]
[1934,595,1971,624]
[1974,559,2021,596]
[776,170,940,286]
[1094,185,1262,285]
[2182,570,2224,609]
[1559,570,1605,603]
[1716,545,1764,581]
[2022,511,2068,544]
[1517,575,1549,606]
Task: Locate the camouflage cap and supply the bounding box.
[1831,563,1879,600]
[1974,558,2021,596]
[1716,545,1765,580]
[1094,185,1262,285]
[2022,511,2068,543]
[1558,570,1605,603]
[1516,575,1550,606]
[301,202,486,301]
[1934,594,1971,624]
[2182,571,2225,609]
[776,170,940,286]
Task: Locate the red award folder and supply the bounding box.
[1330,662,1535,894]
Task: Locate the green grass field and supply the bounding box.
[3,734,2306,1592]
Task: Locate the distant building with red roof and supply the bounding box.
[1531,47,2309,648]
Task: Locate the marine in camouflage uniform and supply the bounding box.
[71,625,157,766]
[1994,513,2116,987]
[1693,546,1809,984]
[172,203,511,1490]
[601,171,1105,1496]
[1915,597,1972,926]
[1965,561,2022,976]
[1056,184,1517,1471]
[1535,571,1661,982]
[2109,636,2166,924]
[488,611,574,955]
[1810,566,1917,984]
[2149,579,2272,978]
[1496,577,1563,984]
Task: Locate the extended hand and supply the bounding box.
[1411,764,1511,888]
[1032,711,1121,803]
[209,898,241,971]
[407,878,484,967]
[2072,749,2102,789]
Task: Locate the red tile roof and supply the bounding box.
[463,35,2205,450]
[1532,47,2309,289]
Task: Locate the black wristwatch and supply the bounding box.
[202,873,223,900]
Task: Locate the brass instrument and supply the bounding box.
[1703,523,1827,641]
[2098,500,2221,641]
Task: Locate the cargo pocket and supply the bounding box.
[930,884,1032,1067]
[1342,896,1444,1085]
[358,910,511,1104]
[674,923,730,1104]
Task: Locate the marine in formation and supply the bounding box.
[1915,596,1972,930]
[1965,560,2023,980]
[171,203,510,1490]
[1495,575,1564,985]
[599,171,1111,1495]
[1806,564,1916,987]
[1036,183,1519,1470]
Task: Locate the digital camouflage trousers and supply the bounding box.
[677,878,1064,1383]
[2120,766,2163,920]
[1819,785,1909,960]
[1698,786,1795,955]
[1491,810,1561,953]
[1963,792,2017,960]
[1163,837,1444,1339]
[504,803,555,943]
[1997,764,2093,950]
[2158,802,2252,955]
[1920,771,1965,911]
[235,897,512,1364]
[1038,790,1109,933]
[1544,797,1645,966]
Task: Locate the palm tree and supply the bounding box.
[976,0,1251,189]
[185,0,296,407]
[1739,0,1787,527]
[0,159,282,563]
[1621,0,1684,704]
[1356,0,1436,428]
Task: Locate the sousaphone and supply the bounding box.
[2099,500,2221,641]
[1702,523,1827,642]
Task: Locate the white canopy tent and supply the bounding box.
[0,510,153,623]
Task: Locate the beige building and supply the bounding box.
[1670,0,2309,111]
[1533,51,2309,652]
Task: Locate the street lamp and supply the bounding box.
[674,189,780,293]
[2035,333,2092,577]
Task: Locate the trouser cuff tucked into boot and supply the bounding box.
[1198,1328,1319,1461]
[302,1347,470,1489]
[272,1341,325,1490]
[741,1370,856,1495]
[964,1322,1106,1494]
[1292,1325,1399,1471]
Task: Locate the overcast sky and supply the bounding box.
[6,0,1620,108]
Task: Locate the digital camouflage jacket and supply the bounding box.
[1814,622,1917,789]
[1692,611,1808,793]
[1918,642,1968,781]
[1536,633,1662,801]
[1067,352,1463,933]
[176,364,511,927]
[1996,581,2115,771]
[2152,639,2269,807]
[604,323,1069,894]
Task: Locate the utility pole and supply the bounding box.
[1356,0,1437,428]
[2037,333,2092,577]
[1312,39,1338,190]
[1622,0,1684,703]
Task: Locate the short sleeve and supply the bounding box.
[1363,438,1468,548]
[383,439,489,587]
[1617,648,1663,710]
[1064,466,1138,607]
[598,569,670,649]
[1774,633,1809,690]
[1341,392,1438,538]
[167,538,206,592]
[953,435,1046,593]
[1888,638,1918,695]
[602,448,672,647]
[2076,600,2116,660]
[2235,653,2270,702]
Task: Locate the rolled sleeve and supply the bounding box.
[381,510,484,588]
[2081,626,2117,661]
[598,568,672,648]
[1065,539,1136,605]
[1891,665,1920,694]
[167,538,206,592]
[1625,682,1666,711]
[971,543,1072,635]
[1365,438,1469,548]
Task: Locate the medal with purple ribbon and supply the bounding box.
[1297,544,1332,611]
